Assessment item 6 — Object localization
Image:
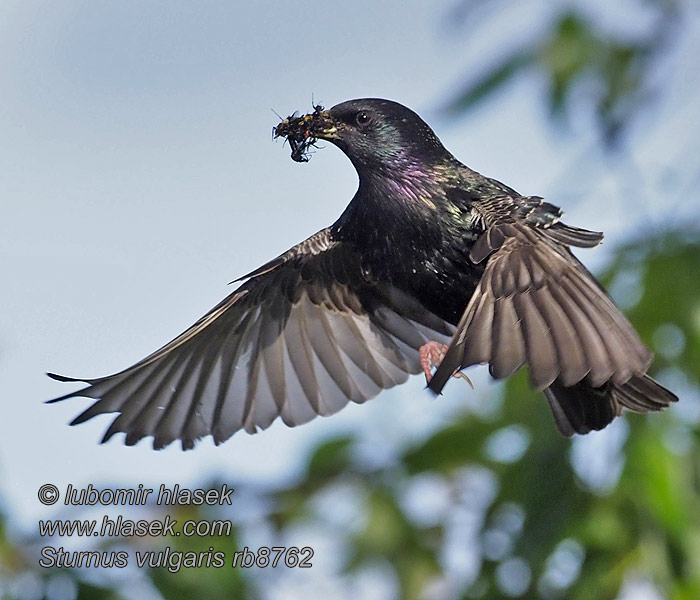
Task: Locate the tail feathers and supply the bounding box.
[611,374,677,413]
[544,374,678,436]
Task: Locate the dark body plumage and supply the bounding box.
[49,98,676,448]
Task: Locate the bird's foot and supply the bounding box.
[419,341,473,388]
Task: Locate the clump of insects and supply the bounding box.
[273,104,325,163]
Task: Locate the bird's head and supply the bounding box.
[275,98,452,174]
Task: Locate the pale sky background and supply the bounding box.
[1,1,699,590]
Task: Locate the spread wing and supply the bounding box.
[49,229,453,450]
[428,195,652,394]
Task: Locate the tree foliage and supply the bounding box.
[444,0,681,146]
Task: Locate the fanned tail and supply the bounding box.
[544,374,677,436]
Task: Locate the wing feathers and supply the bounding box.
[430,223,654,397]
[490,296,527,379]
[459,293,493,366]
[50,231,451,449]
[546,223,603,248]
[530,286,587,387]
[514,292,558,389]
[209,309,259,445]
[283,304,324,412]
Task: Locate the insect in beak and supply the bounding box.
[274,104,337,163]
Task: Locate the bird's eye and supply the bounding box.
[355,111,370,126]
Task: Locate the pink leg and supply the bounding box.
[419,341,473,387]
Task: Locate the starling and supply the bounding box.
[49,98,677,449]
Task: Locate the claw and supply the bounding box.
[419,341,473,388]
